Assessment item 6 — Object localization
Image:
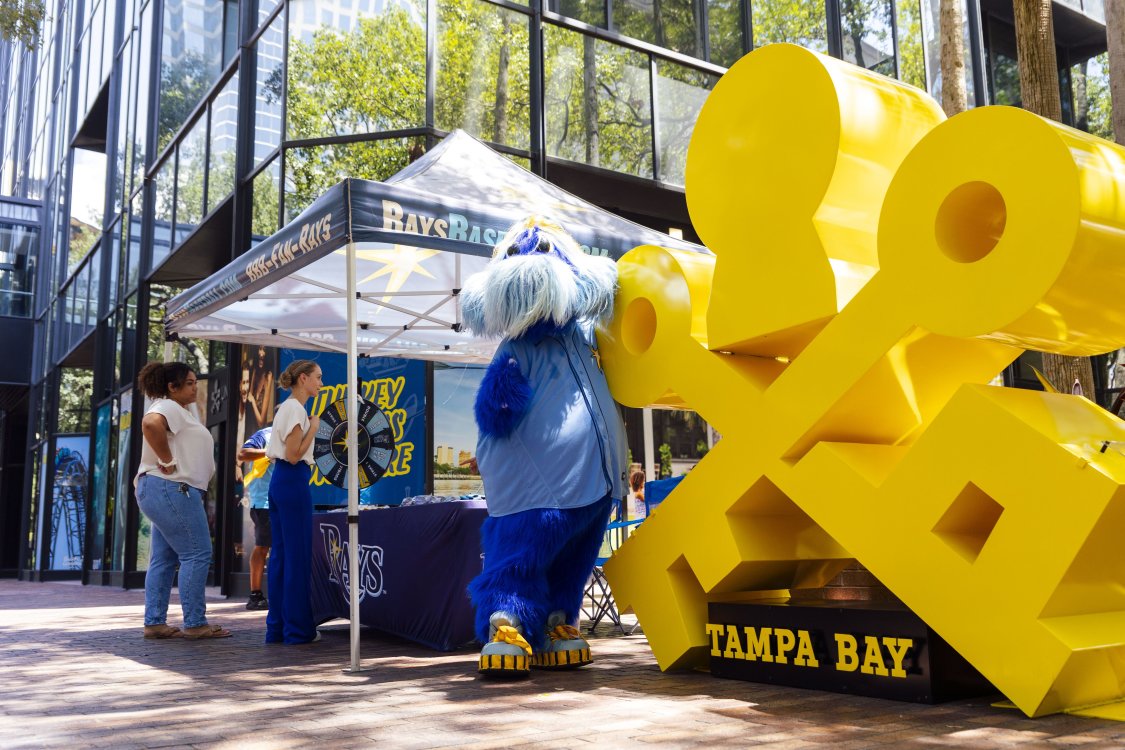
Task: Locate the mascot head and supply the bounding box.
[460,217,618,339]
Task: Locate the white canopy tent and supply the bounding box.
[164,130,709,670]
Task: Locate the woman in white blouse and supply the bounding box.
[264,359,323,644]
[135,361,230,640]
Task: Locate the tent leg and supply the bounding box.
[344,240,365,674]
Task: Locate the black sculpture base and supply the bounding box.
[707,599,995,703]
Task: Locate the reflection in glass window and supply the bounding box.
[545,27,654,178]
[654,61,716,186]
[208,73,239,214]
[254,13,284,167]
[258,0,281,31]
[251,158,281,241]
[707,0,744,67]
[921,0,975,105]
[284,138,422,222]
[69,148,106,279]
[840,0,894,76]
[436,0,531,149]
[126,197,142,293]
[1076,53,1113,140]
[752,0,828,52]
[0,223,37,316]
[286,0,426,140]
[113,37,135,215]
[175,116,206,244]
[990,51,1020,106]
[152,159,175,272]
[551,0,606,28]
[87,244,101,326]
[613,0,656,45]
[158,0,228,153]
[610,0,703,58]
[895,0,926,89]
[133,3,153,197]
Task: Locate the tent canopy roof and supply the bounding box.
[164,131,709,363]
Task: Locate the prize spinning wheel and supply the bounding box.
[313,396,395,489]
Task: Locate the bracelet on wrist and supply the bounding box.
[156,457,176,469]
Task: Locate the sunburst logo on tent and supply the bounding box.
[336,244,440,313]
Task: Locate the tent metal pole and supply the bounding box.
[346,239,363,673]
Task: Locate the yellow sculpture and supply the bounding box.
[600,43,1125,719]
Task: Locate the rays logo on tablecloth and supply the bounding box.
[320,522,385,604]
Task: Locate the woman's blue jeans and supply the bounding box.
[136,474,213,629]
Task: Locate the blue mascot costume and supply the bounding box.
[462,216,627,677]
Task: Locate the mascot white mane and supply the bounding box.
[460,217,618,340]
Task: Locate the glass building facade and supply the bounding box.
[0,0,1112,584]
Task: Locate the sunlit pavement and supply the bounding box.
[1,579,1123,749]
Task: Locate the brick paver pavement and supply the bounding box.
[2,579,1123,749]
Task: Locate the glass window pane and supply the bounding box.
[1075,53,1113,140]
[614,0,704,58]
[113,37,135,214]
[132,4,152,197]
[894,0,925,89]
[436,0,530,150]
[552,0,606,27]
[613,0,656,45]
[654,60,717,186]
[287,0,426,140]
[158,0,228,152]
[251,158,281,242]
[840,0,894,75]
[284,137,422,222]
[175,116,206,244]
[69,148,106,277]
[707,0,744,67]
[253,13,284,167]
[544,27,654,178]
[751,0,828,52]
[0,222,38,317]
[107,218,120,310]
[152,159,175,272]
[126,197,140,292]
[87,244,101,325]
[208,72,239,214]
[921,0,975,104]
[258,0,281,32]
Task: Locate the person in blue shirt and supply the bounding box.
[237,426,274,610]
[461,217,627,677]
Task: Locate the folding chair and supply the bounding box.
[581,517,641,635]
[644,475,685,517]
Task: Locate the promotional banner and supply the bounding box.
[50,435,89,570]
[280,349,426,505]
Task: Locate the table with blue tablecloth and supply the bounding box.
[310,500,487,651]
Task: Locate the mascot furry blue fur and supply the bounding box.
[461,216,627,676]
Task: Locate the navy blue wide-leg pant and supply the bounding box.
[468,494,613,650]
[265,460,316,644]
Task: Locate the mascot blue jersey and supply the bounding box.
[476,320,627,517]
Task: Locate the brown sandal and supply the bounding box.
[143,624,183,639]
[183,624,233,640]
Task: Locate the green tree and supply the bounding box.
[158,52,212,154]
[751,0,828,52]
[544,25,654,177]
[0,0,44,47]
[278,8,426,213]
[658,442,673,478]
